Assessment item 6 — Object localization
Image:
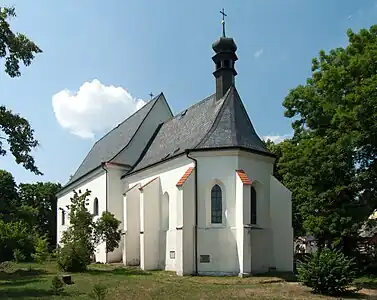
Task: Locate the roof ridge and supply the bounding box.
[69,93,163,180]
[108,94,165,162]
[195,86,235,148]
[92,93,162,146]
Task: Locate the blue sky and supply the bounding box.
[1,0,377,184]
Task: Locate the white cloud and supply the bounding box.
[254,48,264,58]
[263,133,292,144]
[52,79,146,139]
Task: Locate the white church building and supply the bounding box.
[56,24,293,276]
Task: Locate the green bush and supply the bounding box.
[32,235,50,263]
[50,275,65,295]
[57,241,91,272]
[297,248,357,295]
[12,248,26,262]
[0,220,37,262]
[90,283,108,300]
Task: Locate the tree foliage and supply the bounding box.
[0,6,42,174]
[269,25,377,252]
[0,170,60,261]
[18,182,61,247]
[58,190,121,272]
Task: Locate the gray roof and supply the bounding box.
[132,86,272,172]
[65,95,161,186]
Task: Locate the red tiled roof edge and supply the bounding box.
[176,167,195,187]
[236,169,252,185]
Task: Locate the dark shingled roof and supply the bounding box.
[132,86,272,172]
[65,94,161,186]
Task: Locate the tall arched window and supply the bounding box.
[93,197,99,216]
[211,184,222,224]
[251,186,257,225]
[61,210,65,225]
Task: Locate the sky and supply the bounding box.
[1,0,377,184]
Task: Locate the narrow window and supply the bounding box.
[61,210,65,225]
[93,197,99,216]
[251,186,257,225]
[223,60,230,68]
[211,184,222,224]
[216,61,221,70]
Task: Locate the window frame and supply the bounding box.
[250,186,257,225]
[211,184,223,225]
[61,210,65,226]
[93,197,99,216]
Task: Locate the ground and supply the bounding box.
[0,262,377,299]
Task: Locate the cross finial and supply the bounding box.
[220,8,227,37]
[149,92,154,100]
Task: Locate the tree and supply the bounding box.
[18,182,62,247]
[277,25,377,252]
[0,6,43,175]
[0,169,19,221]
[58,190,121,272]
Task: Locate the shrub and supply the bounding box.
[58,189,121,272]
[12,248,26,263]
[297,248,357,295]
[90,283,108,300]
[50,275,65,295]
[0,220,37,262]
[57,241,91,272]
[32,235,50,263]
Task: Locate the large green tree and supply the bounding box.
[18,182,62,247]
[0,6,42,175]
[271,25,377,252]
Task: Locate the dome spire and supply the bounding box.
[220,8,227,37]
[212,9,238,100]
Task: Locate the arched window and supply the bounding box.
[211,184,222,224]
[251,186,257,225]
[93,197,99,216]
[61,210,65,225]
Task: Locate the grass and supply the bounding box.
[0,262,376,299]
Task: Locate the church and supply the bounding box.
[56,16,293,276]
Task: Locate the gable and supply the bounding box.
[64,93,171,188]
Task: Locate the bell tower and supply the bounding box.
[212,9,238,101]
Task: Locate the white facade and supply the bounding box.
[57,147,293,275]
[56,95,172,263]
[121,149,294,276]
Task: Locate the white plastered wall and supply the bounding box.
[238,152,275,273]
[123,156,194,272]
[270,175,294,271]
[57,168,107,263]
[194,152,239,275]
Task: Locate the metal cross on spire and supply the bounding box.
[220,8,227,37]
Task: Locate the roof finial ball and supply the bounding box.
[212,9,237,53]
[220,8,227,37]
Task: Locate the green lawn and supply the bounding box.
[0,262,376,299]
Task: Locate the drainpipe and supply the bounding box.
[185,150,198,275]
[101,162,109,262]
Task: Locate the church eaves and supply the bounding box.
[62,93,164,190]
